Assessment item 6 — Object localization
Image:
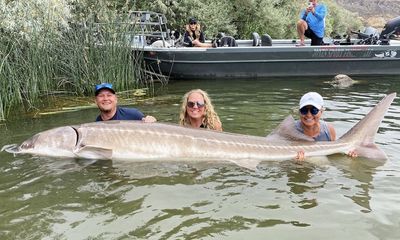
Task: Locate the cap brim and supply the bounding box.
[299,100,322,109]
[95,87,115,96]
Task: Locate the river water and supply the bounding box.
[1,76,400,239]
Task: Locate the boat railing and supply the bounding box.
[126,11,171,48]
[90,11,172,48]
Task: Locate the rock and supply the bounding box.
[330,74,355,88]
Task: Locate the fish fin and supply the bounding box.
[306,156,330,165]
[74,145,113,160]
[339,92,396,159]
[229,159,260,170]
[353,144,387,159]
[266,115,314,142]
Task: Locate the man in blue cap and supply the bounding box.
[94,83,156,122]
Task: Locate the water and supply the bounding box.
[1,76,400,239]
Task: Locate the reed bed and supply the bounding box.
[0,21,147,121]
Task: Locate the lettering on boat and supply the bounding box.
[312,46,374,58]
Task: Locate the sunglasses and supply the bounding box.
[189,22,197,25]
[187,101,205,108]
[300,106,320,115]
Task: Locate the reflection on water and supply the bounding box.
[1,76,400,239]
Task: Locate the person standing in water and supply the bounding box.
[294,92,357,161]
[179,89,222,131]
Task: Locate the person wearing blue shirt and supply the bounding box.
[296,0,327,46]
[94,83,156,122]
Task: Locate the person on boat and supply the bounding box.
[179,89,222,131]
[94,82,156,122]
[183,17,212,48]
[296,0,327,46]
[294,92,357,161]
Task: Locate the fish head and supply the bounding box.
[8,126,78,157]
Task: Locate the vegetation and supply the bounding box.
[136,0,363,39]
[0,0,146,121]
[0,0,363,121]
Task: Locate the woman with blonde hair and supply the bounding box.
[183,17,212,47]
[179,89,222,131]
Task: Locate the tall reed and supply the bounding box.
[0,21,145,121]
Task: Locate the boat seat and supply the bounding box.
[219,36,238,47]
[261,34,272,46]
[252,32,261,46]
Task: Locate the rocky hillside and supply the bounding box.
[335,0,400,28]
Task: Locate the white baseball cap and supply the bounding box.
[299,92,324,109]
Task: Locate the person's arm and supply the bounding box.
[199,32,205,43]
[300,9,308,20]
[183,31,193,47]
[192,39,212,48]
[125,108,156,122]
[328,123,357,158]
[294,149,305,163]
[295,122,334,163]
[120,107,144,120]
[312,5,327,20]
[328,123,336,141]
[214,121,223,131]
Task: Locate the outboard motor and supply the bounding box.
[364,26,379,44]
[352,26,379,45]
[380,16,400,45]
[364,26,379,38]
[261,33,272,46]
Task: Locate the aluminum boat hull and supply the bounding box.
[142,41,400,79]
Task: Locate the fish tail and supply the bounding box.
[338,92,396,159]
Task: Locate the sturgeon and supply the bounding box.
[2,93,396,169]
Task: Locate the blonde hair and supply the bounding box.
[185,23,201,40]
[179,89,222,130]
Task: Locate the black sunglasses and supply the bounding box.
[300,106,320,115]
[189,22,197,25]
[187,101,205,108]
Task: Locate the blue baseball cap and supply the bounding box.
[95,83,115,96]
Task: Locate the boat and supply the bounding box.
[130,11,400,80]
